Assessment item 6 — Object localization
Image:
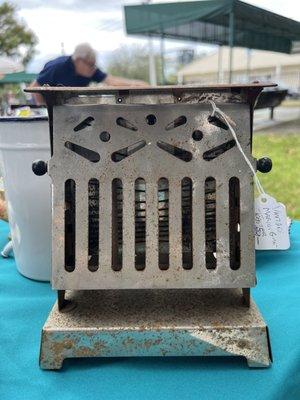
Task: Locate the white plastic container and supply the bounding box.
[0,116,51,281]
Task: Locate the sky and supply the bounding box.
[1,0,300,72]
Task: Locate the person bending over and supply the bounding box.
[30,43,147,104]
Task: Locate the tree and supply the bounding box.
[107,44,164,85]
[0,2,37,65]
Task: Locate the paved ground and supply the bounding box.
[255,117,300,135]
[254,106,300,132]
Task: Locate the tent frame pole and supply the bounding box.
[229,10,235,83]
[146,0,157,86]
[148,35,157,86]
[246,48,252,82]
[218,45,223,83]
[160,34,166,85]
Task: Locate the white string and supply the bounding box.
[209,100,266,197]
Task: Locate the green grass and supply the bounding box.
[253,134,300,220]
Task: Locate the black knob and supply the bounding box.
[257,157,272,173]
[32,160,47,176]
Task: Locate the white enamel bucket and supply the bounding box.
[0,117,51,281]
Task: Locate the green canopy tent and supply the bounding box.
[124,0,300,82]
[0,72,37,85]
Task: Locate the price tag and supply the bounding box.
[255,194,290,250]
[208,101,291,251]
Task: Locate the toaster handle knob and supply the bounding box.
[257,157,272,173]
[32,160,47,176]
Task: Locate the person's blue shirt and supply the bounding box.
[36,55,107,87]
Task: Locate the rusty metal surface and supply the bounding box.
[50,99,255,290]
[25,82,277,93]
[33,86,273,370]
[25,83,276,107]
[39,289,272,369]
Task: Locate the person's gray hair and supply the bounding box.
[72,43,96,64]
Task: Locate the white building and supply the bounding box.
[178,47,300,90]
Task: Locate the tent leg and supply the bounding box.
[148,35,157,86]
[246,48,252,82]
[160,35,165,85]
[218,45,223,83]
[229,11,235,83]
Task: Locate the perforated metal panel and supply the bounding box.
[48,91,256,290]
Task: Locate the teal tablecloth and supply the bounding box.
[0,220,299,400]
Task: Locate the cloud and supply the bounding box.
[18,5,126,54]
[10,0,125,11]
[18,2,145,72]
[14,0,300,74]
